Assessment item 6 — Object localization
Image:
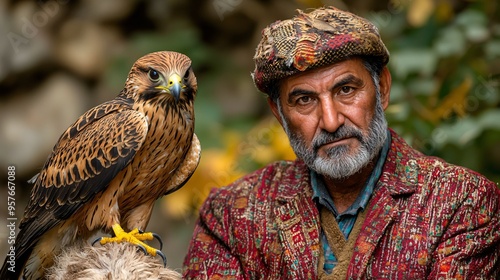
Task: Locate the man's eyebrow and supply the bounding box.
[331,74,364,90]
[285,74,364,101]
[287,88,316,102]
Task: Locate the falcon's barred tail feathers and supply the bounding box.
[0,51,201,280]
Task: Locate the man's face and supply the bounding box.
[269,58,392,179]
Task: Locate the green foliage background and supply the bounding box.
[374,0,500,183]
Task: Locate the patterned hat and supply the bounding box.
[252,6,389,95]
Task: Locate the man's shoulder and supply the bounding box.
[386,129,498,198]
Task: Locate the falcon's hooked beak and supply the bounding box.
[156,73,182,102]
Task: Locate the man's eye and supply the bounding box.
[296,96,313,105]
[339,86,354,95]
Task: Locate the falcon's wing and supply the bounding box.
[17,99,148,250]
[164,133,201,195]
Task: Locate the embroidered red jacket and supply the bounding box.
[183,130,500,279]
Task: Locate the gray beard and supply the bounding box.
[277,94,388,180]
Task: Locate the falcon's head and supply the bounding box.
[123,51,197,105]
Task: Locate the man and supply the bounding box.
[183,6,500,279]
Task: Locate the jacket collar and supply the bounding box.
[274,159,313,204]
[348,129,424,276]
[379,128,422,196]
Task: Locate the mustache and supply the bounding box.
[312,125,364,151]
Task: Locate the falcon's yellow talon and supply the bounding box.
[98,224,161,257]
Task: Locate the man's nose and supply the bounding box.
[319,98,345,133]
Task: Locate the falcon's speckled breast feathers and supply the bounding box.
[0,51,201,280]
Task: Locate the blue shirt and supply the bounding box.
[311,130,391,274]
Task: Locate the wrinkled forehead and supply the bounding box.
[279,58,371,93]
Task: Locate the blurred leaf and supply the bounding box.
[390,49,437,79]
[427,76,472,122]
[389,81,405,102]
[433,109,500,148]
[485,40,500,59]
[478,110,500,129]
[386,103,410,121]
[464,25,490,42]
[408,77,437,96]
[433,26,466,57]
[455,9,487,28]
[435,117,479,147]
[422,77,472,123]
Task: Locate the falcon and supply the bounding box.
[0,51,201,280]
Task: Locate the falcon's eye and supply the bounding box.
[148,69,161,83]
[183,68,191,83]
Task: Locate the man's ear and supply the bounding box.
[268,97,283,126]
[379,67,392,110]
